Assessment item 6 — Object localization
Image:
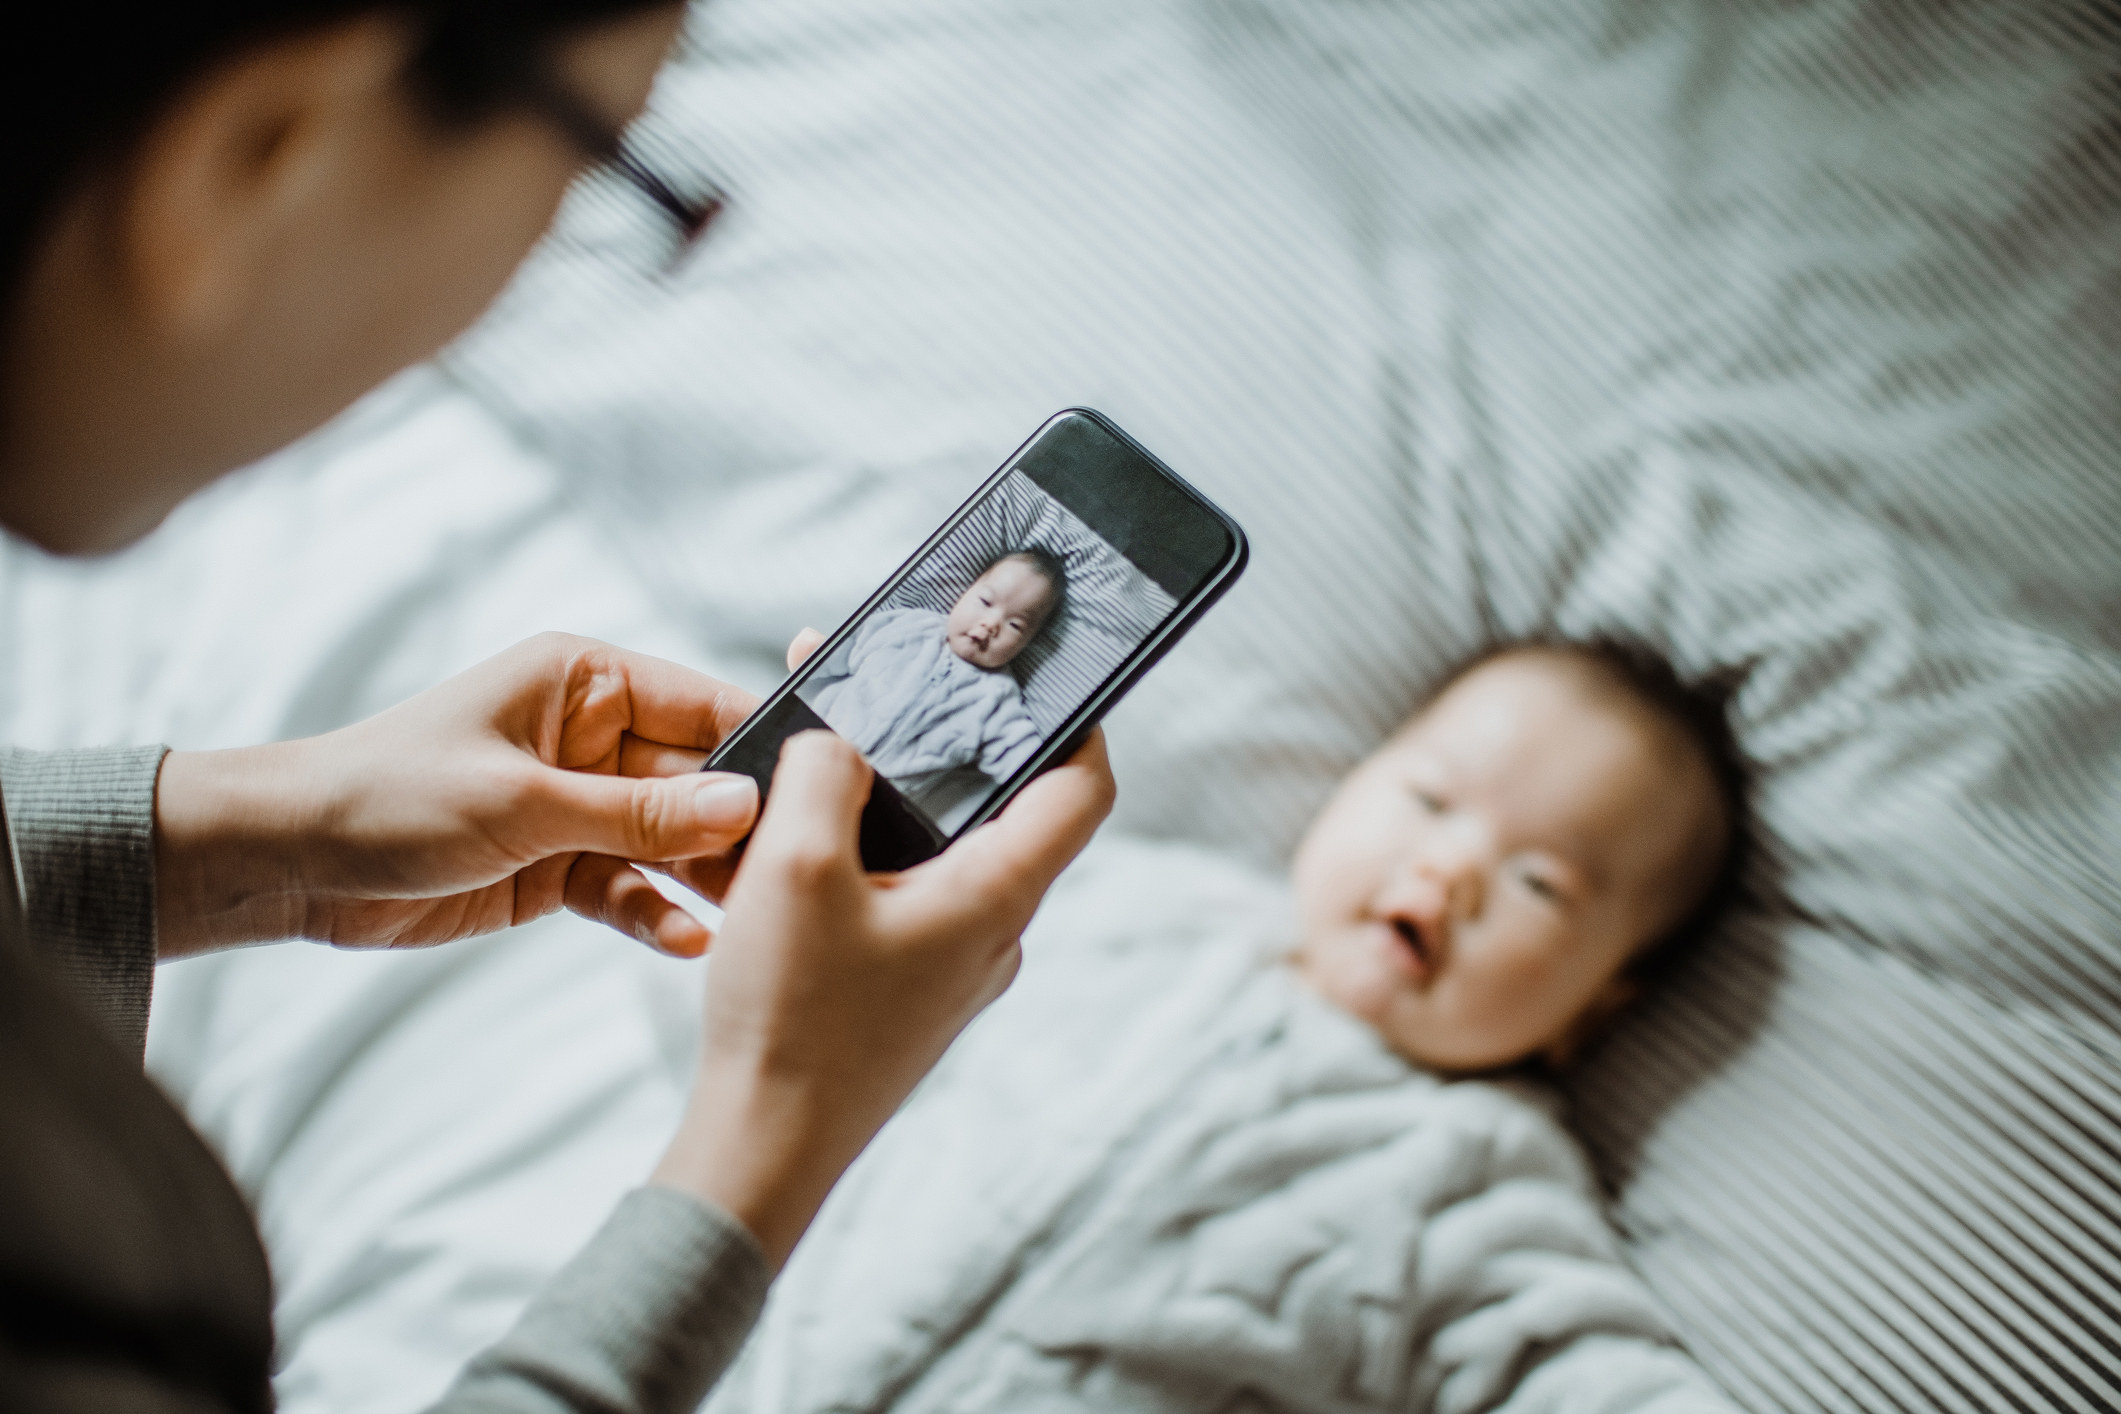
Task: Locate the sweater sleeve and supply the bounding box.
[0,745,169,1058]
[429,1186,771,1414]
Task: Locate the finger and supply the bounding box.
[618,651,762,752]
[786,627,826,673]
[566,852,714,958]
[528,768,759,863]
[740,732,872,885]
[916,729,1115,909]
[549,637,763,754]
[663,851,742,905]
[619,733,712,778]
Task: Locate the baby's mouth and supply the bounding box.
[1385,915,1433,979]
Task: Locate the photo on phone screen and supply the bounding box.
[706,409,1246,870]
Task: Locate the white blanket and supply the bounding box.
[709,839,1738,1414]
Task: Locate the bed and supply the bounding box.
[2,1,2115,1410]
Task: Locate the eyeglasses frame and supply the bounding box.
[510,64,727,256]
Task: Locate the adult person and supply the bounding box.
[0,3,1114,1411]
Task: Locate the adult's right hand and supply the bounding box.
[651,725,1115,1268]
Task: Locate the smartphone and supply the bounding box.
[703,408,1249,871]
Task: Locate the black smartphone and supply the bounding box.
[703,408,1249,871]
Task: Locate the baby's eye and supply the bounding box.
[1410,788,1446,815]
[1517,868,1562,903]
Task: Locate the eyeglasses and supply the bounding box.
[513,65,728,265]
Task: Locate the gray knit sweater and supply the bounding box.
[0,745,769,1414]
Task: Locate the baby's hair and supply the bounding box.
[1428,634,1751,977]
[984,545,1068,628]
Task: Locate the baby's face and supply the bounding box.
[946,558,1055,670]
[1291,651,1723,1072]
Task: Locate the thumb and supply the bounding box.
[742,732,872,879]
[530,768,760,862]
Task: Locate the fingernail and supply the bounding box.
[638,915,709,959]
[666,928,710,960]
[691,773,758,827]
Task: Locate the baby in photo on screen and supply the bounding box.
[806,547,1066,787]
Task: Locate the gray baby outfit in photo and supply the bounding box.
[806,607,1042,782]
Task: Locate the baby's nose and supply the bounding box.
[1410,851,1486,920]
[1381,869,1447,923]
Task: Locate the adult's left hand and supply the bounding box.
[154,632,763,959]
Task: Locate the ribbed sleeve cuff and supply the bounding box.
[434,1187,771,1414]
[0,745,169,1058]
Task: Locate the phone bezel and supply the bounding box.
[704,406,1250,863]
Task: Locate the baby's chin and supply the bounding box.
[948,636,1016,671]
[1289,943,1505,1072]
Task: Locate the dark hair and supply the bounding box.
[2,1,669,312]
[986,545,1068,628]
[1431,634,1751,976]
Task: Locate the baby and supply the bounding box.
[716,637,1749,1414]
[1292,636,1743,1075]
[803,547,1066,786]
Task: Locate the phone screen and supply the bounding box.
[707,409,1245,869]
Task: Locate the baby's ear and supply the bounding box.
[1540,974,1641,1070]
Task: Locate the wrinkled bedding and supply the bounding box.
[447,3,2121,1409]
[708,839,1736,1414]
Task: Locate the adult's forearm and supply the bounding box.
[650,1057,878,1273]
[429,1187,770,1414]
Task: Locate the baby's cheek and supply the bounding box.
[1456,936,1582,1047]
[1290,831,1365,925]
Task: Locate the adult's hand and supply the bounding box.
[154,633,764,959]
[652,717,1116,1268]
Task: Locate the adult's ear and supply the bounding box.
[1541,974,1642,1070]
[113,15,416,341]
